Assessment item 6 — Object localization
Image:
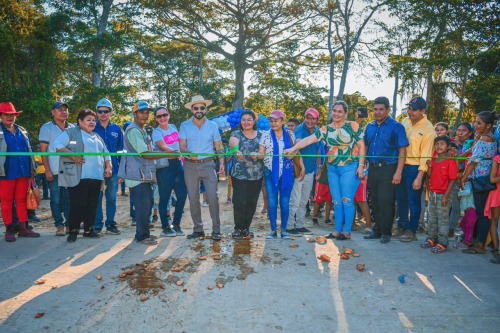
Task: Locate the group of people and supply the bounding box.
[1,95,499,264]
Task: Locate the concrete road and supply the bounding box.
[0,183,499,332]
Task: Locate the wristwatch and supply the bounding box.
[359,163,365,167]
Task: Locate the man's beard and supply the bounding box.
[194,112,204,119]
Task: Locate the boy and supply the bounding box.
[312,161,333,227]
[421,136,457,253]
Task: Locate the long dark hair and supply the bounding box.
[239,109,257,131]
[477,111,499,129]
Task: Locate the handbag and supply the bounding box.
[153,146,170,169]
[470,176,495,193]
[26,177,41,209]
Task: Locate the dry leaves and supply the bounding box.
[317,254,330,262]
[183,289,187,292]
[119,274,126,278]
[352,253,360,257]
[213,255,221,260]
[160,285,166,290]
[316,236,327,243]
[343,246,354,254]
[340,253,350,260]
[176,281,184,286]
[35,279,46,284]
[207,285,214,290]
[96,272,102,280]
[290,244,299,248]
[140,296,149,302]
[308,239,315,243]
[125,269,133,275]
[356,264,365,271]
[135,262,142,266]
[197,255,208,260]
[35,313,44,318]
[101,286,105,289]
[173,268,181,272]
[291,237,296,240]
[51,286,57,289]
[217,280,224,289]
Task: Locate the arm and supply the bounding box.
[179,138,196,160]
[442,176,456,206]
[54,132,85,165]
[104,160,112,178]
[39,125,54,181]
[258,144,266,159]
[298,156,305,181]
[229,136,243,160]
[414,132,435,191]
[355,139,366,179]
[214,139,225,174]
[490,160,500,183]
[392,146,406,185]
[283,135,319,155]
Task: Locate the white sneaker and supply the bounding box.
[202,202,207,207]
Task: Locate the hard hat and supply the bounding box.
[96,98,113,111]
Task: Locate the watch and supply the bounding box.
[359,163,365,167]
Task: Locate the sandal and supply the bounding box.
[261,209,268,214]
[336,233,351,240]
[462,248,485,254]
[492,249,499,258]
[325,233,337,239]
[138,237,158,245]
[420,238,436,249]
[431,244,446,253]
[362,227,372,234]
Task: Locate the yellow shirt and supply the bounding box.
[34,155,45,174]
[401,116,436,172]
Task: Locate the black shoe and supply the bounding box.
[212,232,222,240]
[121,192,129,197]
[325,233,336,239]
[42,196,50,200]
[286,228,301,237]
[67,233,77,243]
[83,231,100,238]
[95,228,102,234]
[297,227,313,235]
[28,215,41,223]
[187,231,205,239]
[152,215,158,223]
[106,225,121,235]
[172,224,185,236]
[363,232,381,240]
[324,219,333,225]
[312,218,319,226]
[380,234,391,244]
[232,229,242,238]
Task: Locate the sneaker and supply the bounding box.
[202,202,208,207]
[392,227,404,238]
[106,226,121,235]
[324,219,333,225]
[297,227,313,235]
[56,225,65,236]
[5,224,16,242]
[286,228,301,237]
[187,231,205,239]
[227,197,231,203]
[232,229,242,238]
[266,230,278,239]
[95,228,102,234]
[131,218,136,226]
[28,215,41,223]
[400,230,417,242]
[453,238,468,249]
[121,192,129,197]
[149,223,155,231]
[241,229,254,238]
[172,224,185,236]
[281,231,291,240]
[380,234,391,244]
[67,233,77,243]
[83,231,100,238]
[363,232,381,239]
[160,226,176,237]
[312,218,319,226]
[212,232,222,240]
[152,215,158,223]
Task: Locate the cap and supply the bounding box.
[269,110,285,119]
[304,108,319,119]
[407,97,427,110]
[133,101,152,113]
[96,98,113,111]
[52,101,69,110]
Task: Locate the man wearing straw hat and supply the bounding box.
[179,95,224,240]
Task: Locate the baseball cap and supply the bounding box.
[52,101,69,110]
[269,110,285,119]
[133,101,152,113]
[304,108,319,119]
[407,97,427,110]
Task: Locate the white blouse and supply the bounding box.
[259,130,295,177]
[53,131,110,180]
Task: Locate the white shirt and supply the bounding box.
[38,120,75,174]
[53,130,110,180]
[259,130,295,177]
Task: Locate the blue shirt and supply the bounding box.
[179,117,221,159]
[0,123,32,180]
[295,123,320,174]
[495,125,500,142]
[363,117,409,163]
[93,121,123,174]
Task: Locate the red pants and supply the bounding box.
[0,177,30,224]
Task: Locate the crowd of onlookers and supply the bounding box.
[0,95,499,264]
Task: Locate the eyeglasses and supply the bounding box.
[97,110,110,114]
[156,113,169,119]
[193,106,206,111]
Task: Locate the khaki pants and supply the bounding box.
[184,160,220,233]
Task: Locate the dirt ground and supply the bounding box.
[0,180,499,332]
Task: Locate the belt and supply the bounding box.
[369,161,397,168]
[184,157,214,164]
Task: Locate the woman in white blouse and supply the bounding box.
[54,109,112,243]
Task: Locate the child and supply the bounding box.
[435,122,450,137]
[486,150,500,263]
[453,172,476,249]
[354,176,373,234]
[421,136,457,253]
[312,162,333,226]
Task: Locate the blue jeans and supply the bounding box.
[327,163,361,233]
[47,175,70,227]
[130,182,153,241]
[120,181,126,194]
[156,159,187,228]
[35,173,49,198]
[94,173,118,229]
[264,168,294,231]
[395,165,426,233]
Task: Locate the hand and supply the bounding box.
[426,159,432,168]
[441,196,449,206]
[299,168,305,181]
[71,155,85,165]
[118,177,124,184]
[235,150,244,160]
[412,177,422,190]
[189,153,198,161]
[392,171,402,185]
[218,163,225,175]
[283,148,295,156]
[31,172,36,178]
[356,166,365,180]
[474,132,481,141]
[249,152,258,160]
[104,168,112,178]
[316,169,322,180]
[45,170,54,182]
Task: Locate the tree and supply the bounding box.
[139,0,322,110]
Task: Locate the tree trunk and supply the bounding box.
[392,71,399,118]
[336,51,350,101]
[91,0,114,88]
[232,62,246,110]
[197,46,203,90]
[452,64,470,134]
[328,54,335,123]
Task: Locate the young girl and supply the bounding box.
[485,148,500,263]
[435,122,450,137]
[454,170,476,249]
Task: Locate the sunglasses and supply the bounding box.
[97,110,111,114]
[193,106,206,111]
[156,113,169,119]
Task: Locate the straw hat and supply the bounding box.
[185,95,212,109]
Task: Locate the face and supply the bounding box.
[456,125,471,141]
[373,104,390,122]
[331,104,347,122]
[191,103,207,120]
[474,116,491,134]
[52,106,68,121]
[36,146,40,152]
[134,109,151,126]
[270,117,285,131]
[434,140,449,155]
[304,114,318,129]
[240,114,255,131]
[97,107,112,122]
[287,121,297,132]
[435,125,449,136]
[0,113,16,126]
[407,106,425,121]
[79,115,96,133]
[155,108,170,126]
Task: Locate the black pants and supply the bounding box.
[68,179,102,233]
[368,163,397,236]
[130,182,153,241]
[232,177,262,230]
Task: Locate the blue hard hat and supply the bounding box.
[97,98,113,111]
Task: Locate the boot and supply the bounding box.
[5,224,16,242]
[18,222,41,237]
